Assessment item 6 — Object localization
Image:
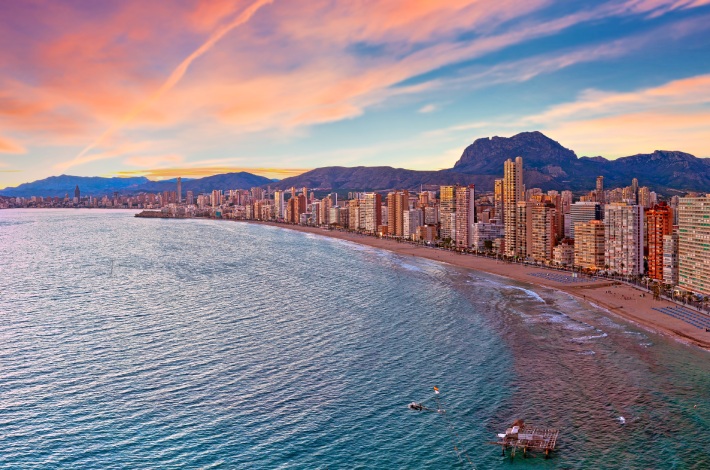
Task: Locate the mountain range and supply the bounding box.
[2,131,709,197]
[0,172,272,198]
[272,132,710,193]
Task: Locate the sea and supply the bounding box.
[0,209,708,469]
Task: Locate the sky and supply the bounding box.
[1,0,709,188]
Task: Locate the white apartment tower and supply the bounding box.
[504,157,524,256]
[678,196,710,295]
[454,185,475,248]
[604,203,644,276]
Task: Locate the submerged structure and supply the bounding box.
[491,419,559,458]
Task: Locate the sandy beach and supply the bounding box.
[250,221,710,351]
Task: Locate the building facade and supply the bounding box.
[604,203,644,276]
[503,157,524,256]
[678,196,710,295]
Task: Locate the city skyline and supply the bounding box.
[1,1,710,188]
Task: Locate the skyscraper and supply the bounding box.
[595,176,604,204]
[678,196,710,295]
[663,232,679,286]
[361,193,382,233]
[604,203,644,276]
[74,185,80,201]
[503,157,523,256]
[515,201,533,258]
[531,203,557,262]
[494,179,503,222]
[439,186,455,242]
[646,202,673,281]
[387,190,409,237]
[274,190,285,219]
[569,202,602,239]
[454,185,475,248]
[176,177,182,203]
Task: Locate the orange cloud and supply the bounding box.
[2,0,708,176]
[71,0,274,166]
[0,136,26,154]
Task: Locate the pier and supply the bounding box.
[490,419,559,458]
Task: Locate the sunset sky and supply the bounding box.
[1,0,709,188]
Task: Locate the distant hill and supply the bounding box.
[269,166,484,191]
[0,172,272,197]
[135,172,272,194]
[0,175,150,198]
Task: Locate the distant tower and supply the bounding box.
[74,185,80,200]
[176,177,182,203]
[595,176,604,204]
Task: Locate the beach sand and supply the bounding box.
[251,221,710,351]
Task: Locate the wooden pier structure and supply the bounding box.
[490,419,559,458]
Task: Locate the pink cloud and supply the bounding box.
[1,0,708,174]
[0,136,26,154]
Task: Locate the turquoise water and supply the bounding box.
[0,209,708,468]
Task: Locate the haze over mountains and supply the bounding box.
[3,132,709,197]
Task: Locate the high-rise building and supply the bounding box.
[663,232,679,286]
[515,201,533,258]
[531,203,557,262]
[595,176,604,204]
[320,195,333,225]
[424,206,439,225]
[494,179,504,222]
[274,190,285,220]
[74,185,80,201]
[454,185,475,248]
[348,199,360,230]
[251,187,264,201]
[604,203,644,276]
[403,209,423,239]
[574,220,605,270]
[211,190,222,208]
[678,196,710,295]
[361,193,382,232]
[387,190,409,237]
[646,202,673,281]
[638,187,652,208]
[569,202,602,239]
[503,157,523,256]
[439,186,455,242]
[186,190,194,205]
[176,177,182,203]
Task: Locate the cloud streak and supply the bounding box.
[71,0,274,167]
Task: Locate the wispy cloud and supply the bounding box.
[427,73,710,158]
[70,0,274,167]
[0,136,26,154]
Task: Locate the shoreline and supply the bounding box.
[247,221,710,352]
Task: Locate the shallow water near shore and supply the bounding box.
[1,209,708,469]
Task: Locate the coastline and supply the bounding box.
[248,221,710,352]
